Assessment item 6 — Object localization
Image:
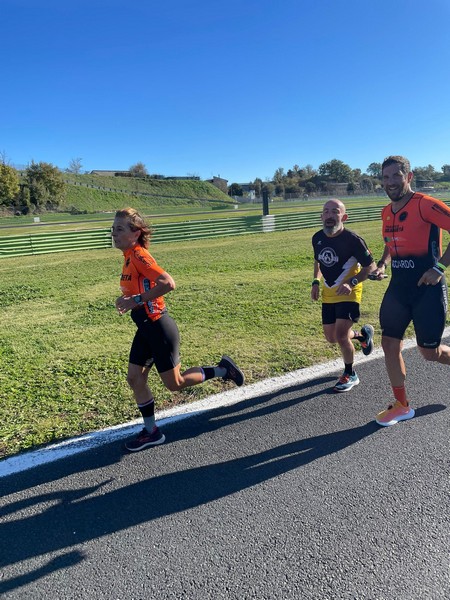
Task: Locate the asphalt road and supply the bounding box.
[1,338,449,600]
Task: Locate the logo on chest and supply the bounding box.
[318,247,339,267]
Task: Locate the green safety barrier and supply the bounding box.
[0,204,405,258]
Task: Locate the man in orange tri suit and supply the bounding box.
[372,156,450,426]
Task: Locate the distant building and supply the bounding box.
[90,170,130,177]
[90,170,200,181]
[205,176,228,194]
[238,183,256,200]
[415,179,435,192]
[323,182,352,195]
[164,176,200,181]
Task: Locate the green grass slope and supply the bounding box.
[62,174,234,213]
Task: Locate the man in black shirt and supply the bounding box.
[311,199,377,391]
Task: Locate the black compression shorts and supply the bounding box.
[322,301,360,325]
[129,313,181,373]
[380,279,448,348]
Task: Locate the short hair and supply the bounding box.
[322,198,346,214]
[382,155,411,175]
[115,207,152,248]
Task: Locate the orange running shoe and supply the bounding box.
[375,400,415,427]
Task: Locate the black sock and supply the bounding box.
[344,363,354,376]
[201,366,227,381]
[201,367,216,381]
[352,330,364,342]
[138,397,155,432]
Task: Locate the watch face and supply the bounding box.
[351,278,359,287]
[134,295,142,303]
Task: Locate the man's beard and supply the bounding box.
[323,223,341,235]
[386,186,409,202]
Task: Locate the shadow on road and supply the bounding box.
[0,363,446,595]
[1,420,380,572]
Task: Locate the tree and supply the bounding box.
[413,164,437,181]
[228,183,243,196]
[273,167,285,183]
[18,184,31,212]
[360,177,373,193]
[366,162,382,178]
[129,162,148,177]
[66,157,83,174]
[347,182,356,195]
[262,181,275,197]
[0,163,20,206]
[253,178,263,197]
[24,161,66,209]
[274,182,285,196]
[303,164,316,179]
[0,150,11,165]
[284,178,300,195]
[318,159,353,182]
[441,165,450,180]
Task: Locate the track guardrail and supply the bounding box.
[0,204,398,258]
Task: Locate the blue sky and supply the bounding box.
[1,0,450,183]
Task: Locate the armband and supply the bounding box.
[432,266,445,276]
[312,278,320,286]
[436,262,447,271]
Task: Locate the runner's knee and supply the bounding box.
[127,371,146,390]
[418,347,440,362]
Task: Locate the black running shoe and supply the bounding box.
[218,355,245,386]
[125,427,165,452]
[360,324,374,356]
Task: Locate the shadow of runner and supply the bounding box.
[0,551,85,595]
[0,376,335,497]
[0,420,380,570]
[167,376,336,443]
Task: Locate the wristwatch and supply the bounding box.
[133,294,143,304]
[350,277,359,287]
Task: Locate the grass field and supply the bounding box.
[2,202,450,459]
[1,219,420,459]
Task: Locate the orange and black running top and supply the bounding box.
[382,193,450,283]
[120,244,167,321]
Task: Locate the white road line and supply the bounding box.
[1,328,448,479]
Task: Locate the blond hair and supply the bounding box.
[115,207,152,248]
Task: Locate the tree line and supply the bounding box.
[0,161,66,213]
[0,158,168,213]
[228,159,450,198]
[1,155,450,213]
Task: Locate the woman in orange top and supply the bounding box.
[112,208,244,452]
